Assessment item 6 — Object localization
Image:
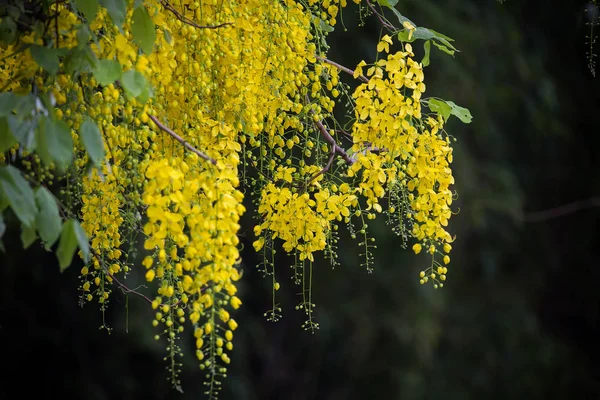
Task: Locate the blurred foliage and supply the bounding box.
[2,0,600,399]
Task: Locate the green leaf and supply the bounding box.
[56,220,78,271]
[73,219,90,263]
[21,223,37,249]
[446,100,473,123]
[377,0,399,6]
[0,165,37,228]
[80,118,105,166]
[398,27,434,43]
[100,0,127,28]
[387,7,416,27]
[121,69,149,99]
[56,219,89,271]
[93,59,122,86]
[0,117,16,153]
[30,45,60,75]
[132,5,156,54]
[8,116,37,151]
[64,45,98,75]
[0,17,18,45]
[35,186,62,249]
[431,40,455,56]
[427,98,451,121]
[75,0,98,21]
[37,117,74,168]
[0,92,16,117]
[313,17,334,33]
[422,40,431,67]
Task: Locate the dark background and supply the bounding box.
[2,0,600,399]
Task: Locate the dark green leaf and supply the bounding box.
[73,220,90,263]
[446,100,473,123]
[432,40,455,56]
[21,223,37,249]
[132,5,156,54]
[75,0,99,21]
[100,0,127,28]
[30,45,60,75]
[0,17,18,45]
[37,117,73,168]
[64,44,98,75]
[56,219,78,271]
[427,98,451,121]
[164,29,173,45]
[93,59,122,86]
[0,117,16,153]
[76,24,92,47]
[8,115,37,151]
[80,118,105,165]
[422,40,431,67]
[121,69,148,98]
[388,7,416,27]
[35,186,62,248]
[0,92,16,117]
[0,165,37,228]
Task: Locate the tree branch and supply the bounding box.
[148,114,217,165]
[365,0,396,32]
[317,56,369,83]
[521,197,600,222]
[161,1,233,30]
[314,118,354,165]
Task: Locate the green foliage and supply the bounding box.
[121,69,151,102]
[35,186,63,249]
[93,59,122,86]
[100,0,127,28]
[132,5,156,54]
[74,0,99,21]
[56,219,90,272]
[29,45,60,75]
[37,117,74,170]
[80,119,105,167]
[0,165,37,229]
[427,98,473,123]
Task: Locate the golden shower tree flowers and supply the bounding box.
[0,0,471,397]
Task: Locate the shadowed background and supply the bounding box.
[2,0,600,399]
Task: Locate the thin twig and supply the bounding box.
[306,149,336,186]
[314,118,354,165]
[365,0,396,32]
[521,197,600,222]
[317,56,369,83]
[161,0,233,30]
[148,114,217,165]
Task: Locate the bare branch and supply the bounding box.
[306,149,336,186]
[365,0,396,32]
[148,114,217,165]
[317,56,369,83]
[521,197,600,222]
[161,1,233,30]
[314,118,354,165]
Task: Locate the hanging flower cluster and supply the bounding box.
[0,0,468,396]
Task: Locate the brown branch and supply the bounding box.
[148,114,217,165]
[317,56,369,83]
[365,0,396,32]
[306,149,336,186]
[314,118,354,165]
[161,1,233,30]
[521,197,600,222]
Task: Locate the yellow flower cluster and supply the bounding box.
[0,0,462,393]
[350,36,455,285]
